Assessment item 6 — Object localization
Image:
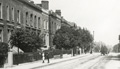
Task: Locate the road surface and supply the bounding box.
[32,53,120,69]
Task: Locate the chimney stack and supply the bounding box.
[37,4,42,7]
[55,10,61,16]
[41,0,49,10]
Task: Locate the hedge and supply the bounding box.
[0,54,7,67]
[0,42,8,68]
[13,52,42,65]
[13,49,71,65]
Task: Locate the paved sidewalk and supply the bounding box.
[6,53,92,69]
[105,53,120,69]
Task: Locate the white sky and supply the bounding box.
[33,0,120,46]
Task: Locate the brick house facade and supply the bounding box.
[0,0,77,50]
[0,0,49,49]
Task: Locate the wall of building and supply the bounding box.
[0,0,24,43]
[41,9,49,49]
[0,0,77,50]
[0,0,50,49]
[20,0,43,36]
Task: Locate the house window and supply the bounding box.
[8,29,11,42]
[8,29,12,46]
[44,20,46,29]
[30,14,33,26]
[56,23,58,30]
[0,29,3,42]
[46,21,48,30]
[11,8,14,21]
[52,22,54,32]
[17,10,21,23]
[34,15,36,28]
[46,21,47,30]
[38,32,40,36]
[54,23,56,31]
[0,3,2,19]
[38,17,40,29]
[7,6,9,21]
[26,12,28,25]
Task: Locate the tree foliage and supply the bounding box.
[100,45,108,55]
[0,42,8,55]
[77,28,93,52]
[10,28,43,52]
[100,43,109,55]
[53,26,74,49]
[53,25,93,52]
[93,42,101,52]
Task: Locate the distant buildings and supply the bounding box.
[0,0,78,50]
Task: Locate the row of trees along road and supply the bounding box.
[93,42,110,55]
[53,25,93,56]
[9,26,93,54]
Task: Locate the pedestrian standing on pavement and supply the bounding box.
[46,52,50,63]
[42,52,45,63]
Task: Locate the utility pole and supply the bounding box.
[92,31,94,52]
[90,31,94,54]
[118,35,120,52]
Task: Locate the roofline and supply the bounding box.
[49,10,62,20]
[18,0,42,12]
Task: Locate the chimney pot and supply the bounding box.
[41,0,49,10]
[37,4,42,7]
[55,10,61,16]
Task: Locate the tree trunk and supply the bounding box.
[71,49,73,56]
[60,48,63,58]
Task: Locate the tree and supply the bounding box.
[10,28,43,52]
[100,44,109,55]
[53,26,72,50]
[77,28,93,53]
[53,25,94,55]
[93,42,101,52]
[53,25,79,56]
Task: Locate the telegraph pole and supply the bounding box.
[92,31,94,53]
[90,31,94,54]
[93,31,94,41]
[118,35,120,52]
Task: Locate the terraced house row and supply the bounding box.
[0,0,77,50]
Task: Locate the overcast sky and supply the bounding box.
[33,0,120,46]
